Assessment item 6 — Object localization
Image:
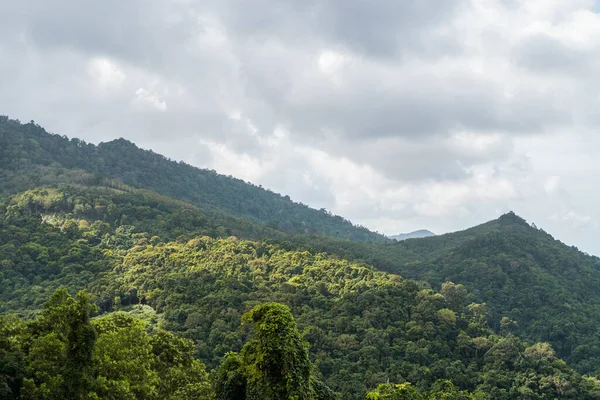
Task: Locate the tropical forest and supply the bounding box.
[2,117,600,399]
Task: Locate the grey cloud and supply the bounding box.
[3,1,194,67]
[0,0,573,187]
[273,66,571,142]
[314,133,514,182]
[1,0,577,148]
[514,33,593,74]
[217,0,466,58]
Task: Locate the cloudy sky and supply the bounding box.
[2,0,600,253]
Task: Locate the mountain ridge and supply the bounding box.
[1,193,598,398]
[0,116,387,243]
[3,116,600,398]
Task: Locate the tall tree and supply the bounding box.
[22,289,97,399]
[216,303,335,400]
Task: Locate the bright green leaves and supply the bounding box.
[91,312,214,400]
[149,330,213,400]
[366,382,421,400]
[366,381,484,400]
[92,313,158,400]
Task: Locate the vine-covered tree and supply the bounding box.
[216,303,335,400]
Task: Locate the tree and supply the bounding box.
[241,303,312,399]
[0,316,25,400]
[215,303,335,400]
[215,352,247,400]
[440,282,468,313]
[149,330,213,399]
[366,382,421,399]
[92,312,159,399]
[22,289,97,399]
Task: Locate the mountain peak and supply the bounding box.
[99,137,138,148]
[497,211,530,227]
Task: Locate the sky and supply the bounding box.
[1,0,600,254]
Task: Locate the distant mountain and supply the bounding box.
[389,229,435,241]
[0,116,387,243]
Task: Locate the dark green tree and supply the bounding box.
[216,303,335,400]
[22,289,97,399]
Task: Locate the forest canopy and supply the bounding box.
[2,116,600,399]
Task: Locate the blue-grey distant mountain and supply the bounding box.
[389,229,435,241]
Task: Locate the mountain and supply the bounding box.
[1,197,597,398]
[389,229,435,241]
[2,116,600,398]
[0,116,387,243]
[284,212,600,376]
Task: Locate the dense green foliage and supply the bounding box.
[215,303,335,400]
[4,116,600,399]
[0,117,386,242]
[366,380,484,399]
[282,213,600,375]
[7,185,287,241]
[3,193,599,398]
[87,236,600,399]
[0,289,213,399]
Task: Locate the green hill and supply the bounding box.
[3,116,600,398]
[284,212,600,375]
[0,116,386,243]
[1,197,598,398]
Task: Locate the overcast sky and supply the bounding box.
[2,0,600,254]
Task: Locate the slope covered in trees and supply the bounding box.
[282,212,600,376]
[0,289,214,399]
[3,116,600,398]
[1,193,599,398]
[0,116,386,243]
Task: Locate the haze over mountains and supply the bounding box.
[2,117,600,398]
[389,229,436,241]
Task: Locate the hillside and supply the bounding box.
[0,117,386,243]
[3,116,600,398]
[1,195,598,398]
[282,212,600,375]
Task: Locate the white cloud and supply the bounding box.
[544,176,560,194]
[550,211,595,229]
[133,88,167,111]
[87,57,126,91]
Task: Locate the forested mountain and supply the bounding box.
[1,200,598,398]
[0,117,386,243]
[283,212,600,376]
[3,116,600,399]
